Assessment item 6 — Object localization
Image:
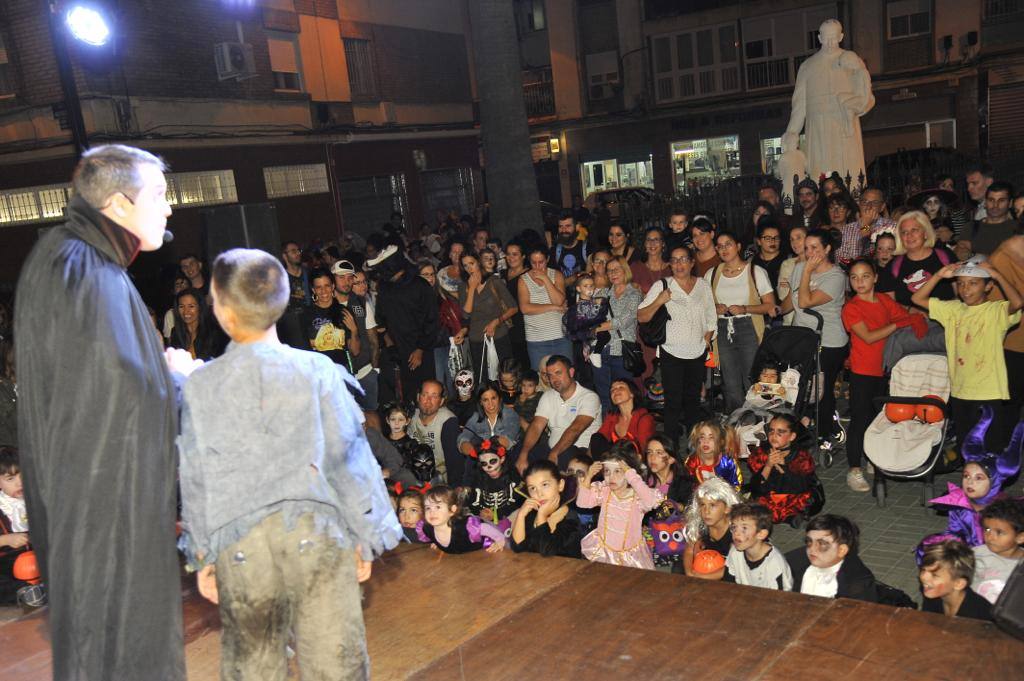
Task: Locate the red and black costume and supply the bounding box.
[746,446,824,523]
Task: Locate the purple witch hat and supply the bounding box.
[962,406,1024,506]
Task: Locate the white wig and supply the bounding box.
[684,477,744,543]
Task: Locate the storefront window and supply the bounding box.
[759,134,806,175]
[582,157,654,197]
[671,135,740,191]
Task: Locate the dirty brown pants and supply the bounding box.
[215,512,368,681]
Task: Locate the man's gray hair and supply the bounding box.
[72,144,167,209]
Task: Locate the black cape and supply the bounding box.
[15,195,184,680]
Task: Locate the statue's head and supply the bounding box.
[818,19,843,49]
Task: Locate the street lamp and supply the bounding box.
[49,2,114,158]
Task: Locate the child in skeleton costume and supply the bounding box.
[463,439,522,525]
[929,408,1024,546]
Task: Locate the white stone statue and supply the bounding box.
[784,19,874,183]
[775,131,808,204]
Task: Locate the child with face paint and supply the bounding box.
[577,441,664,570]
[786,514,879,602]
[463,438,521,524]
[448,369,478,427]
[383,403,436,484]
[684,420,743,491]
[415,486,506,554]
[723,503,793,590]
[745,414,823,526]
[930,408,1024,546]
[510,460,582,558]
[911,256,1022,452]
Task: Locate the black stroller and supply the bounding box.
[745,310,840,467]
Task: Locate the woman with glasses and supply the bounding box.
[591,256,643,413]
[586,250,612,289]
[704,233,776,412]
[638,246,717,449]
[826,193,867,266]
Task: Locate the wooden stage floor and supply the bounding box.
[3,542,1022,680]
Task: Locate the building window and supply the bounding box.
[671,136,740,191]
[0,31,14,98]
[652,22,739,103]
[759,134,806,175]
[344,39,376,98]
[581,157,654,196]
[888,0,931,40]
[267,32,303,92]
[514,0,546,34]
[264,164,330,199]
[166,170,238,207]
[0,184,72,227]
[337,174,408,237]
[743,4,836,91]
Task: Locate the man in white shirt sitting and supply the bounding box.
[515,355,601,474]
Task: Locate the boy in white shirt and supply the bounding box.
[972,498,1024,604]
[724,503,792,590]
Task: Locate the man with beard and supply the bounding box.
[796,177,822,228]
[277,240,311,348]
[15,144,199,680]
[550,210,588,286]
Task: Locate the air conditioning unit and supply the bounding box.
[214,42,256,81]
[379,101,397,124]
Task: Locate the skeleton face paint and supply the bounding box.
[455,370,475,400]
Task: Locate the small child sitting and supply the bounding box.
[972,497,1024,604]
[578,441,664,570]
[0,446,33,605]
[681,477,743,579]
[511,460,582,559]
[745,413,824,526]
[177,248,401,679]
[724,503,793,591]
[514,370,543,433]
[786,514,878,602]
[396,488,428,544]
[498,358,522,407]
[565,452,597,533]
[416,486,506,554]
[564,273,610,369]
[930,408,1022,546]
[463,439,521,524]
[919,539,993,621]
[748,365,787,402]
[684,420,743,490]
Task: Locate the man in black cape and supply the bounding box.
[15,145,193,680]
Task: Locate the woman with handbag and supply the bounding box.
[459,252,518,382]
[704,232,776,412]
[638,245,717,451]
[592,256,643,414]
[419,260,468,395]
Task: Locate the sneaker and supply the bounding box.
[847,468,871,492]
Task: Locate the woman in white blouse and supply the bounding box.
[704,231,776,412]
[637,245,717,449]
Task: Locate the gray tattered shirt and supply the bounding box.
[178,340,401,568]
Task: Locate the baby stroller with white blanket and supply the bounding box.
[863,354,950,507]
[729,309,839,466]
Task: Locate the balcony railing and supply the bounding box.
[523,80,556,118]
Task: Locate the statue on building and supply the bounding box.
[784,19,874,183]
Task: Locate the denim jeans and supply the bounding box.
[216,512,368,681]
[527,337,573,372]
[717,316,760,412]
[593,349,634,414]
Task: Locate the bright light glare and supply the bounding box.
[66,6,111,47]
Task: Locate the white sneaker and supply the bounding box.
[847,468,871,492]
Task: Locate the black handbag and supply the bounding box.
[607,294,645,376]
[638,278,671,347]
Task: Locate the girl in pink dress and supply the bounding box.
[578,441,665,570]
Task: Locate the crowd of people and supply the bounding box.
[3,160,1024,637]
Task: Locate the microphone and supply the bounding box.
[162,230,174,243]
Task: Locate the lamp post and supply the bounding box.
[48,2,112,158]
